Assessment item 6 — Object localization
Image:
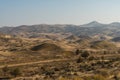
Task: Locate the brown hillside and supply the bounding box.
[31,43,63,52]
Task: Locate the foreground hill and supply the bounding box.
[31,43,63,52]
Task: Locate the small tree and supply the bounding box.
[75,49,80,55]
[76,57,83,63]
[2,66,9,76]
[81,51,89,59]
[10,68,21,77]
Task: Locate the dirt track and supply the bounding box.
[0,59,69,68]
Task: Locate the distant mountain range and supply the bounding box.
[0,21,120,38]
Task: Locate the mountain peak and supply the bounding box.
[80,21,104,27]
[110,22,120,25]
[88,21,100,24]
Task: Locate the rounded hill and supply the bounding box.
[91,41,117,49]
[31,43,63,52]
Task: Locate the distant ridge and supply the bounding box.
[112,37,120,42]
[0,21,119,38]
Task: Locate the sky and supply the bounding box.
[0,0,120,27]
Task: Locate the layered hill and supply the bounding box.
[31,43,63,52]
[91,41,117,50]
[0,21,120,39]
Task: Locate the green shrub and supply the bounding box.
[2,66,9,76]
[75,49,80,55]
[76,57,83,63]
[10,68,21,77]
[81,51,89,59]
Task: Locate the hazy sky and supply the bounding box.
[0,0,120,27]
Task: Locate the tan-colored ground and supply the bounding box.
[0,34,119,80]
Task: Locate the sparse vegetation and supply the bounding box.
[2,66,9,76]
[81,51,90,59]
[0,22,119,80]
[75,49,80,55]
[10,68,21,77]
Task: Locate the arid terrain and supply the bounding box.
[0,21,120,80]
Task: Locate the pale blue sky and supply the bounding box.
[0,0,120,27]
